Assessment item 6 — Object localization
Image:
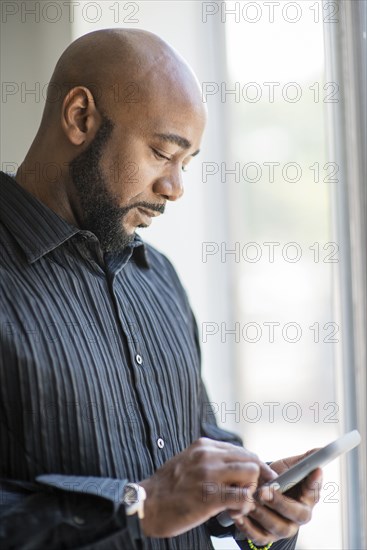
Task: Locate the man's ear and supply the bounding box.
[61,86,100,146]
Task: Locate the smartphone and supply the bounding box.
[217,429,361,528]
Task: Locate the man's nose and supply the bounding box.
[152,170,184,202]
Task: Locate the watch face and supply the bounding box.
[124,484,139,505]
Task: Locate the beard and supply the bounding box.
[69,114,164,254]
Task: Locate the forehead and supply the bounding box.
[112,90,207,149]
[147,104,206,142]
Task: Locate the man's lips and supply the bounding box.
[136,207,161,226]
[137,207,161,218]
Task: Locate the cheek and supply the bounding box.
[102,147,154,199]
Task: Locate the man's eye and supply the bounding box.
[152,148,170,161]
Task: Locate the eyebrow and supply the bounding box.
[154,133,200,157]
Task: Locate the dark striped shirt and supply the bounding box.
[0,171,297,550]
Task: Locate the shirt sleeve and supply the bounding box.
[0,475,142,550]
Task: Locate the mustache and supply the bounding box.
[124,201,166,215]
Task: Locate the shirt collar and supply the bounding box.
[0,171,149,268]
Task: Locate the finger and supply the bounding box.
[197,438,249,453]
[217,465,259,512]
[227,502,256,520]
[255,462,277,484]
[281,467,323,504]
[207,441,262,466]
[194,440,262,470]
[258,469,278,487]
[286,448,320,466]
[256,485,311,526]
[234,515,273,546]
[298,468,323,506]
[248,504,299,541]
[220,487,256,515]
[220,461,260,486]
[222,448,276,482]
[270,448,321,474]
[200,439,276,480]
[221,463,259,506]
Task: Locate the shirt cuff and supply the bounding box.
[36,474,144,548]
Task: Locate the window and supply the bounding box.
[220,2,341,547]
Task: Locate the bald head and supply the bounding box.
[18,29,207,251]
[44,29,204,122]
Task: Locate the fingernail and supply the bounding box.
[237,518,244,526]
[268,468,278,479]
[260,482,280,502]
[308,479,321,493]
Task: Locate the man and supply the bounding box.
[0,29,322,549]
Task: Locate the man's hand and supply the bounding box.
[234,450,323,546]
[139,437,277,538]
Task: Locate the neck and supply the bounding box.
[15,137,79,227]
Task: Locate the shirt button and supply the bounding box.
[73,516,85,526]
[136,354,143,365]
[157,438,165,449]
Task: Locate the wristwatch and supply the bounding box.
[123,482,147,519]
[122,482,147,549]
